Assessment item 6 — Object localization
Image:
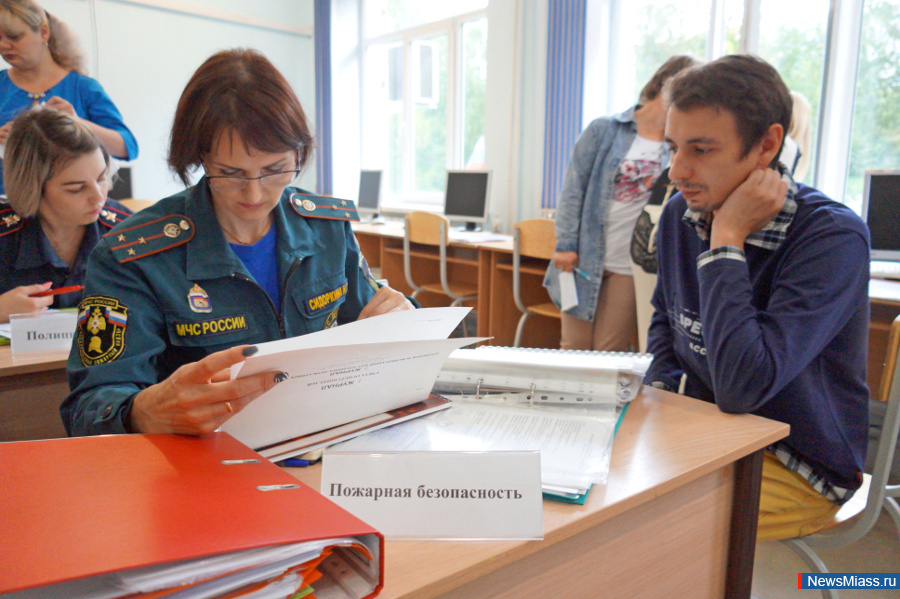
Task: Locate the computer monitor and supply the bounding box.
[357,170,383,220]
[443,170,491,231]
[862,170,900,262]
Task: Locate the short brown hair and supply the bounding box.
[168,48,315,186]
[4,110,108,217]
[0,0,86,74]
[667,54,792,165]
[639,54,703,104]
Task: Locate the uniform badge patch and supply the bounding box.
[164,223,182,238]
[324,308,340,329]
[188,284,212,313]
[77,296,128,365]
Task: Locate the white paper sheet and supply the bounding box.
[558,271,578,312]
[331,399,620,488]
[221,308,484,449]
[231,307,471,369]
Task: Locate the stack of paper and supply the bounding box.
[221,307,481,451]
[331,398,627,504]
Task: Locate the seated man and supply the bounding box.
[645,54,870,541]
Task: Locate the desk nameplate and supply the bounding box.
[9,311,77,355]
[321,450,543,540]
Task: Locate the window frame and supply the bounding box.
[361,8,488,211]
[584,0,867,204]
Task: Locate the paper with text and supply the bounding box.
[221,308,483,449]
[332,399,620,489]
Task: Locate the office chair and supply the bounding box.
[117,198,156,213]
[512,219,560,347]
[403,211,478,335]
[877,314,900,539]
[780,314,900,599]
[630,261,658,353]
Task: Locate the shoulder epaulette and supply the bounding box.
[289,192,359,222]
[0,203,24,237]
[98,205,132,229]
[104,214,195,263]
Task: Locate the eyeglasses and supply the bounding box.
[205,167,302,192]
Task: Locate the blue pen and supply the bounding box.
[283,458,310,467]
[573,267,591,281]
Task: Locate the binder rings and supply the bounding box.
[0,433,383,598]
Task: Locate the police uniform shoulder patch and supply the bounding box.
[77,296,128,365]
[97,205,132,229]
[0,204,24,237]
[105,214,194,263]
[289,192,360,222]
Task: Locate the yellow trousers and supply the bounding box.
[757,452,841,542]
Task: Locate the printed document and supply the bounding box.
[221,308,482,449]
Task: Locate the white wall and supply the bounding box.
[36,0,315,201]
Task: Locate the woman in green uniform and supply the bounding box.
[62,49,413,437]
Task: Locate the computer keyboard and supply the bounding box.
[870,260,900,280]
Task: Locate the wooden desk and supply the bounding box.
[287,386,789,598]
[869,278,900,396]
[353,222,505,340]
[354,225,900,385]
[353,223,561,346]
[0,346,69,441]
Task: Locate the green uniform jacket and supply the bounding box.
[62,180,380,436]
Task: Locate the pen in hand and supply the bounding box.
[30,285,84,297]
[572,267,591,282]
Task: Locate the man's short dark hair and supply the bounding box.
[666,54,792,164]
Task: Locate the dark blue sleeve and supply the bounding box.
[697,222,870,413]
[644,213,684,391]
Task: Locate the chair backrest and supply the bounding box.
[514,219,555,260]
[839,314,900,544]
[512,219,555,313]
[878,313,900,402]
[405,211,449,246]
[118,198,155,213]
[403,211,450,294]
[631,263,658,353]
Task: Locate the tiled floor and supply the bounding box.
[752,510,900,598]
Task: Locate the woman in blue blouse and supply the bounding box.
[0,0,138,194]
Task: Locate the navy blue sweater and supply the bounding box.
[645,184,870,491]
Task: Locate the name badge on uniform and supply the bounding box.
[306,282,348,315]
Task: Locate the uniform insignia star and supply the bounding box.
[118,234,126,242]
[138,237,146,244]
[3,214,20,227]
[341,200,348,206]
[127,248,136,256]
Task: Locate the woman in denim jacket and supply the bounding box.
[544,55,699,351]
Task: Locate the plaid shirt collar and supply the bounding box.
[682,167,798,250]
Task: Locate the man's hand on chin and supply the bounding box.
[711,168,787,250]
